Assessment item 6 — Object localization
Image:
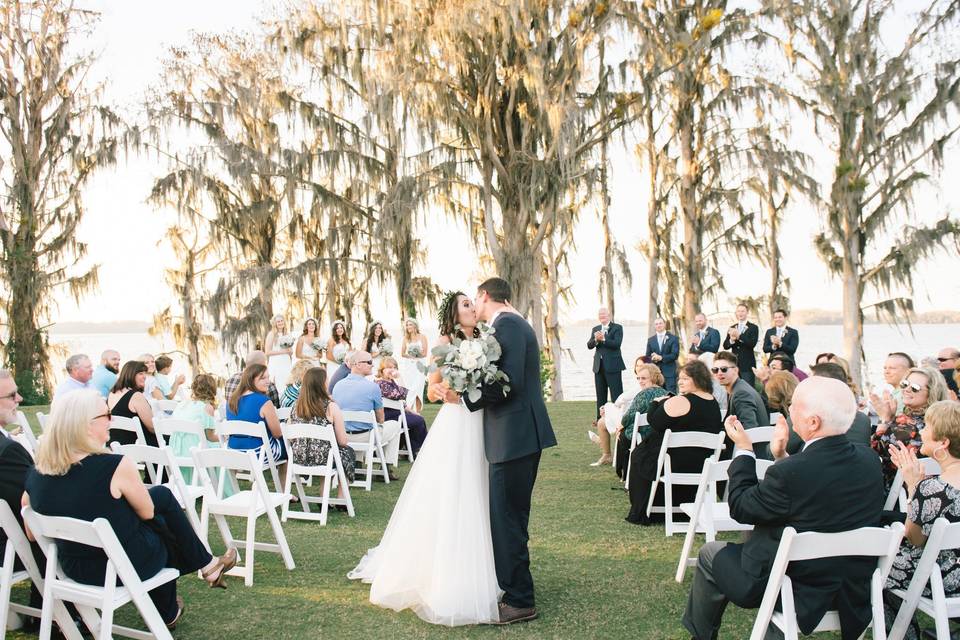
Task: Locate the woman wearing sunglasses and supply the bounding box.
[871,366,949,489]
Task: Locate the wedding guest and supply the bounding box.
[884,401,960,638]
[761,309,799,358]
[225,364,288,482]
[280,360,316,408]
[689,313,721,356]
[153,356,185,401]
[712,352,768,458]
[785,362,873,454]
[328,353,353,394]
[938,347,959,395]
[764,370,798,419]
[331,350,401,480]
[589,357,645,468]
[23,390,237,629]
[871,366,948,488]
[295,318,323,366]
[813,352,836,366]
[873,352,916,415]
[698,352,728,412]
[612,364,669,478]
[645,317,680,393]
[290,368,355,504]
[375,357,427,457]
[755,353,808,385]
[224,351,279,407]
[169,373,220,484]
[53,354,93,398]
[681,378,884,640]
[325,320,352,378]
[587,307,626,420]
[137,353,162,401]
[108,361,157,447]
[723,303,759,386]
[265,314,293,386]
[625,360,722,525]
[91,349,121,398]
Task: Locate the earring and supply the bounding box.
[933,446,949,462]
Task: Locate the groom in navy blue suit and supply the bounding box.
[646,317,680,393]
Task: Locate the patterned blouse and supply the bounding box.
[280,383,301,408]
[872,411,927,487]
[289,406,356,482]
[886,477,960,597]
[376,378,408,402]
[621,386,670,440]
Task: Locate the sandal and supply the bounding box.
[166,596,185,629]
[201,548,238,589]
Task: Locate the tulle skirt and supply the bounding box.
[398,357,426,407]
[268,354,292,387]
[348,402,500,626]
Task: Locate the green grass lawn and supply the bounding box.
[9,402,820,639]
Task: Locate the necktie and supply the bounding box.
[777,328,784,338]
[739,322,745,333]
[658,334,664,349]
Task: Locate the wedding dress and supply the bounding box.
[348,401,500,626]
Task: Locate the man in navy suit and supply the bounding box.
[723,303,760,386]
[762,308,799,359]
[646,317,680,393]
[587,307,626,419]
[689,313,721,356]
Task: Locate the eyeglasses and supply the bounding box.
[938,356,956,363]
[0,391,19,401]
[357,360,373,365]
[711,366,734,374]
[899,379,926,393]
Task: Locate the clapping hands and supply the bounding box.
[888,441,923,497]
[723,415,753,452]
[770,414,790,461]
[869,390,897,423]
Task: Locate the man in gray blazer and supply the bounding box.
[712,351,769,456]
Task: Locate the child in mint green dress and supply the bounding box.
[169,374,221,487]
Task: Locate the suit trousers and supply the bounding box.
[488,451,542,609]
[594,369,624,419]
[682,541,780,640]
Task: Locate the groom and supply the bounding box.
[457,276,557,624]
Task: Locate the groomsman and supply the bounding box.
[587,307,626,419]
[689,313,721,355]
[646,318,680,393]
[762,308,799,358]
[723,303,759,386]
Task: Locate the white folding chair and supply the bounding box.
[151,399,178,416]
[383,398,415,463]
[0,502,83,639]
[192,448,295,586]
[36,412,48,431]
[888,517,960,640]
[276,407,292,422]
[623,412,648,490]
[749,523,905,640]
[280,423,355,524]
[769,412,783,425]
[645,430,726,536]
[343,410,390,491]
[22,506,181,640]
[153,417,215,485]
[675,458,775,582]
[216,420,283,492]
[107,415,147,446]
[13,411,40,457]
[885,458,942,511]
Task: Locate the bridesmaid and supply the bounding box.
[265,314,293,385]
[295,318,322,366]
[398,318,428,411]
[364,321,391,373]
[325,320,352,379]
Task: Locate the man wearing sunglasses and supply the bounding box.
[938,347,959,396]
[712,352,769,444]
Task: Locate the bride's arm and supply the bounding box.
[426,336,451,402]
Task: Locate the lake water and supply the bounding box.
[49,323,958,400]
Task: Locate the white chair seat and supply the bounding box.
[49,568,180,610]
[213,490,290,517]
[679,502,754,532]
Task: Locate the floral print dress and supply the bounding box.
[289,406,356,481]
[871,412,926,489]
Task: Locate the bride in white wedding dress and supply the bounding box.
[348,292,500,626]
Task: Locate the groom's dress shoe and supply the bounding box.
[495,602,538,625]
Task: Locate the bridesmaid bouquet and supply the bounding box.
[278,335,295,349]
[406,343,424,358]
[424,323,510,402]
[310,338,326,354]
[379,339,394,356]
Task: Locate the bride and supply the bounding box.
[348,291,500,626]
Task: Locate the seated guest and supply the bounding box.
[224,351,280,407]
[871,366,949,488]
[938,347,959,395]
[23,390,237,629]
[91,350,120,398]
[331,350,401,480]
[612,363,669,478]
[137,353,162,401]
[712,351,768,439]
[625,360,722,525]
[280,360,316,408]
[590,357,644,468]
[698,352,728,413]
[375,357,428,457]
[153,356,185,401]
[53,354,93,398]
[327,353,353,393]
[107,361,158,447]
[290,368,356,504]
[785,362,872,454]
[883,400,960,638]
[169,373,220,484]
[225,364,288,480]
[770,353,807,381]
[764,370,798,419]
[682,377,884,640]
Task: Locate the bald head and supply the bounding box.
[245,350,267,367]
[350,350,373,376]
[790,377,856,440]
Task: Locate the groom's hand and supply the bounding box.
[442,388,461,404]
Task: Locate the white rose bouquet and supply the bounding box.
[278,334,295,349]
[406,343,424,358]
[310,338,326,354]
[422,322,510,403]
[379,339,394,356]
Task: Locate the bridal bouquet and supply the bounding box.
[278,334,295,349]
[310,338,326,354]
[423,323,510,403]
[379,339,394,356]
[406,343,424,358]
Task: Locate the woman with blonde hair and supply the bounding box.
[612,363,669,478]
[765,370,799,416]
[23,390,237,628]
[375,356,428,457]
[398,318,428,410]
[265,314,293,386]
[281,360,316,408]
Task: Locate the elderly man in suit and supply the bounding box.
[762,309,799,359]
[645,317,680,393]
[689,313,721,356]
[682,376,884,640]
[587,307,626,420]
[723,303,759,386]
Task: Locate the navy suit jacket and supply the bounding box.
[689,327,721,355]
[645,333,680,379]
[762,326,799,358]
[724,321,759,371]
[588,323,626,374]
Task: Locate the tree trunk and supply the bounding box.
[6,220,51,404]
[645,106,661,334]
[678,117,702,333]
[543,240,563,401]
[599,136,616,318]
[765,190,781,317]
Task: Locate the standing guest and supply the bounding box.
[711,351,769,448]
[280,360,316,408]
[587,307,626,420]
[723,303,759,386]
[399,318,428,410]
[225,364,288,481]
[612,364,669,477]
[107,361,157,447]
[625,360,722,525]
[375,357,427,457]
[153,356,185,401]
[137,353,161,401]
[23,390,237,630]
[331,350,401,479]
[325,320,353,379]
[169,373,220,484]
[224,351,280,407]
[53,354,93,398]
[688,313,721,356]
[295,318,323,366]
[645,317,680,393]
[364,322,390,372]
[937,347,959,395]
[91,350,121,398]
[762,308,799,359]
[265,315,293,386]
[681,378,884,640]
[589,357,646,468]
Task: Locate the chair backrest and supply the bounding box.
[747,426,775,444]
[341,410,378,428]
[192,447,273,503]
[153,399,179,414]
[382,398,404,411]
[281,422,340,470]
[36,412,48,430]
[153,417,209,443]
[885,458,942,510]
[276,406,293,422]
[769,412,783,425]
[634,412,648,428]
[0,500,42,580]
[110,442,182,486]
[108,415,145,444]
[216,419,268,441]
[664,429,725,452]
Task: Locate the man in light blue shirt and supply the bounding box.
[53,354,93,400]
[332,350,401,473]
[91,349,120,398]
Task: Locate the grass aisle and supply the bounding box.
[13,402,773,639]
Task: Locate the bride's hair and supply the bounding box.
[438,291,479,340]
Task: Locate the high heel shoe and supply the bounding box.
[202,547,238,589]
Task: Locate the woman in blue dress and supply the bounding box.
[225,364,287,485]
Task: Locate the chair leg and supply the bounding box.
[265,503,295,570]
[645,480,658,517]
[675,518,698,583]
[664,480,674,536]
[0,548,13,634]
[319,475,330,526]
[244,513,257,586]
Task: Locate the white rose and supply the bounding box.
[461,354,479,370]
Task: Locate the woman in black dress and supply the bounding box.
[625,360,723,525]
[107,360,158,447]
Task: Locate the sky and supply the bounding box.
[52,0,960,328]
